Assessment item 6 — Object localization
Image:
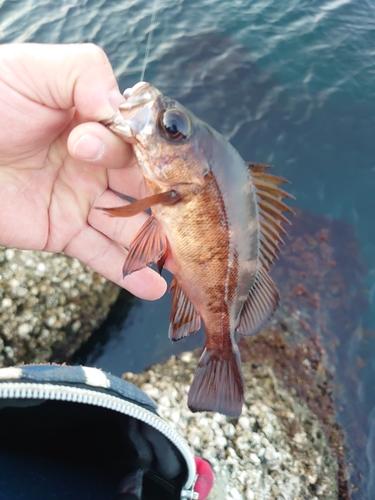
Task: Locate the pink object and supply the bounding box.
[193,457,214,499]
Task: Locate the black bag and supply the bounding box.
[0,364,200,500]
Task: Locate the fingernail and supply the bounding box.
[73,134,105,161]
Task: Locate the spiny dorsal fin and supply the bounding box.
[256,190,294,214]
[252,181,293,200]
[258,201,291,226]
[251,172,290,186]
[248,163,294,269]
[169,278,201,341]
[248,162,272,173]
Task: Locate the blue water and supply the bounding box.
[1,0,375,497]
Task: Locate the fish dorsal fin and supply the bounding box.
[122,215,168,277]
[248,162,272,173]
[248,162,294,271]
[235,162,294,336]
[169,278,201,341]
[236,266,280,336]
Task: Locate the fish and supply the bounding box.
[100,81,293,417]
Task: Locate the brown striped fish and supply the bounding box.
[100,81,293,417]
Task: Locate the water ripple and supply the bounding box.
[321,0,352,11]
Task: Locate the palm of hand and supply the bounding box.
[0,43,166,300]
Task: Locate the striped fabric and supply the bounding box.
[0,364,157,410]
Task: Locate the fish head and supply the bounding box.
[104,82,211,188]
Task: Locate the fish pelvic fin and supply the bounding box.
[188,345,244,417]
[236,266,280,336]
[169,278,201,341]
[123,215,168,277]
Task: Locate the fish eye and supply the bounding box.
[158,109,191,141]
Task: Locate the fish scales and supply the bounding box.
[101,82,293,417]
[153,174,241,346]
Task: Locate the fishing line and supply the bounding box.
[140,0,159,82]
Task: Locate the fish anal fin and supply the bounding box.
[97,190,181,218]
[169,279,201,341]
[236,267,280,336]
[123,216,167,277]
[188,346,244,417]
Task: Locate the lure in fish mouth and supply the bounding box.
[99,82,294,417]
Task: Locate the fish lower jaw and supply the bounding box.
[109,125,137,143]
[103,113,137,143]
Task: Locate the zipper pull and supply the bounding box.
[181,489,199,499]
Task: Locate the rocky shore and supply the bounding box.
[123,342,339,500]
[0,208,365,498]
[0,248,120,367]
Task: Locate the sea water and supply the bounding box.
[1,0,375,497]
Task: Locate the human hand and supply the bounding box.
[0,43,166,300]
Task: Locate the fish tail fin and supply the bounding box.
[188,345,244,417]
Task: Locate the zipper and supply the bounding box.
[0,381,197,497]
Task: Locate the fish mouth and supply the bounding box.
[122,81,161,108]
[103,82,162,141]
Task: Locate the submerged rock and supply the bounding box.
[123,345,339,500]
[0,248,120,367]
[271,209,369,498]
[121,209,368,499]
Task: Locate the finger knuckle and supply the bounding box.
[82,43,110,67]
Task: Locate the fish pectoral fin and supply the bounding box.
[96,190,182,218]
[188,345,244,417]
[122,215,168,277]
[168,278,201,341]
[236,267,280,336]
[108,189,138,203]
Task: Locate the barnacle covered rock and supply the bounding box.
[0,248,120,366]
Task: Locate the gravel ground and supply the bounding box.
[0,248,120,367]
[123,350,339,500]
